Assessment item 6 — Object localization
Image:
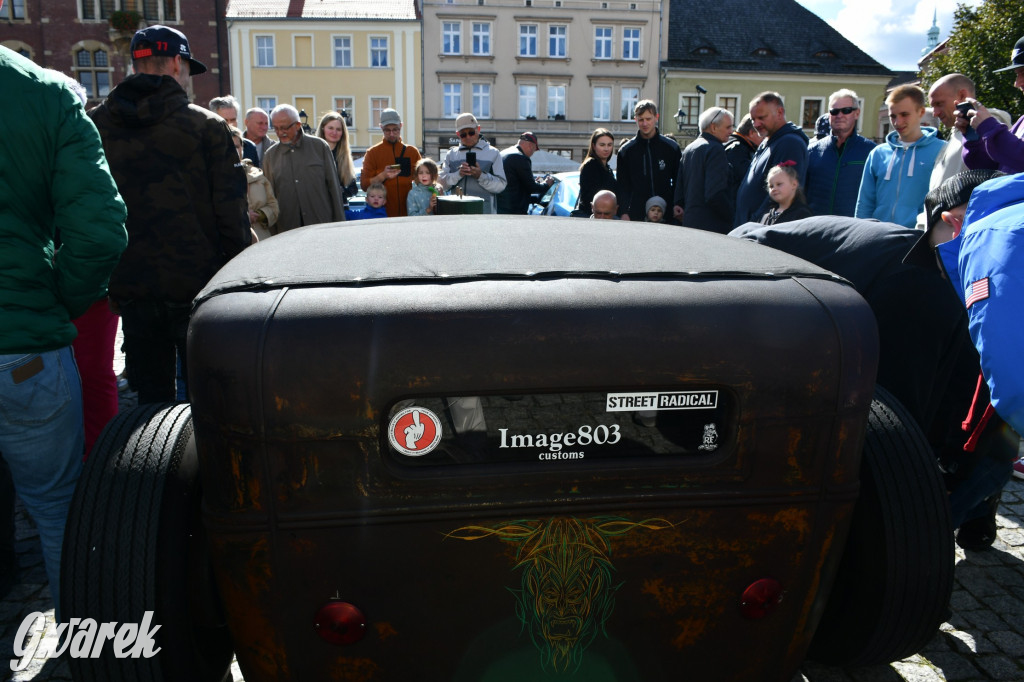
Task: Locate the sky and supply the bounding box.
[795,0,984,72]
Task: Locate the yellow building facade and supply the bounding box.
[226,0,421,153]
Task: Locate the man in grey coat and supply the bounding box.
[263,104,345,232]
[674,107,734,233]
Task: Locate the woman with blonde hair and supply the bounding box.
[316,111,359,206]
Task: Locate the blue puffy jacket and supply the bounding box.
[937,173,1024,437]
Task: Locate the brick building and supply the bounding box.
[1,0,231,107]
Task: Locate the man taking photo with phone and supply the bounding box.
[362,108,421,217]
[440,113,507,214]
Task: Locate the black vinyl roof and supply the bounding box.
[665,0,892,76]
[196,216,842,303]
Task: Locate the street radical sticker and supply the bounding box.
[605,390,718,412]
[388,407,443,457]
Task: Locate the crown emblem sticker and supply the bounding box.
[388,407,443,456]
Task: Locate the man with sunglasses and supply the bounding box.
[805,89,875,217]
[440,113,507,214]
[263,103,345,233]
[90,25,249,405]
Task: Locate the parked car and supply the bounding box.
[529,171,580,216]
[62,217,953,682]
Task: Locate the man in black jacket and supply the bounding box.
[497,132,554,214]
[674,107,734,233]
[90,25,250,404]
[724,115,761,208]
[615,100,681,222]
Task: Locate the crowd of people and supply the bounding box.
[1,13,1023,616]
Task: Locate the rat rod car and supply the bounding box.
[62,217,952,681]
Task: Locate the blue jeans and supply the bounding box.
[0,347,83,617]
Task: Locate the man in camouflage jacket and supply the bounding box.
[89,25,249,404]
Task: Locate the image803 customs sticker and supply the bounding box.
[388,407,443,456]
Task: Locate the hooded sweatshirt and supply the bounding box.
[854,127,944,228]
[734,122,809,227]
[90,73,250,304]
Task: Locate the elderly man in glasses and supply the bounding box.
[263,103,345,233]
[439,113,507,214]
[804,89,876,217]
[673,106,735,233]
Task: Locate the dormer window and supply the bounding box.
[814,50,836,58]
[753,47,773,57]
[693,46,715,56]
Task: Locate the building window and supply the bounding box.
[74,48,109,99]
[370,37,389,68]
[802,97,825,129]
[548,25,566,58]
[5,0,25,20]
[717,95,739,121]
[257,96,277,111]
[472,22,491,55]
[334,96,354,127]
[593,86,611,121]
[442,22,461,55]
[370,97,390,127]
[472,83,491,119]
[679,95,701,127]
[519,24,537,57]
[255,36,275,67]
[622,28,640,60]
[443,83,462,118]
[332,36,352,67]
[594,26,612,59]
[139,0,178,23]
[620,87,639,120]
[547,84,566,118]
[81,0,175,22]
[519,84,537,119]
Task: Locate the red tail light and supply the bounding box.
[740,578,784,619]
[314,602,367,645]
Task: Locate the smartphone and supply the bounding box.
[465,152,477,167]
[955,101,973,119]
[388,164,402,170]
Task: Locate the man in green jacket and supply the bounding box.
[0,40,128,611]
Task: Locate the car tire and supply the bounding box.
[61,403,233,682]
[807,385,954,667]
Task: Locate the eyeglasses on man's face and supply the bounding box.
[829,106,858,116]
[458,128,478,139]
[273,121,300,133]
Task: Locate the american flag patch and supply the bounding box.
[965,277,990,308]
